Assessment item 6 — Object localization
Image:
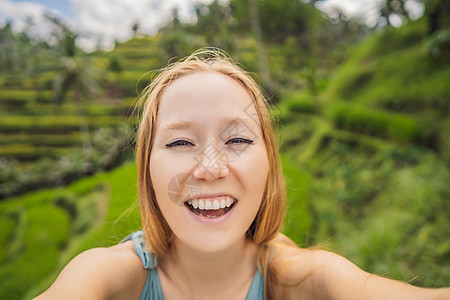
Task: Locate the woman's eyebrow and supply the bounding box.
[161,120,194,130]
[222,116,259,129]
[160,116,258,131]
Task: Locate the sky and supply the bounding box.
[0,0,424,51]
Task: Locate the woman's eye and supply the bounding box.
[165,140,194,148]
[226,138,254,145]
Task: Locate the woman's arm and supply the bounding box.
[310,250,449,300]
[34,243,146,300]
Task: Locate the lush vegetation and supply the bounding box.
[0,163,141,299]
[278,15,450,287]
[0,0,449,299]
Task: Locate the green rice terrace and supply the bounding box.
[0,1,449,299]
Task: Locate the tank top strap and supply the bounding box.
[246,268,264,300]
[121,231,158,269]
[121,231,164,300]
[269,246,276,263]
[246,245,274,300]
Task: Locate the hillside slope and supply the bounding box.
[278,18,450,287]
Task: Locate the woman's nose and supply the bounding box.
[192,142,230,181]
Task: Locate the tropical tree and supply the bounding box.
[47,15,101,153]
[424,0,450,33]
[248,0,274,94]
[132,22,140,37]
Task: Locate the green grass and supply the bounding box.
[281,155,311,246]
[341,155,450,287]
[0,214,16,264]
[322,19,449,157]
[0,203,70,299]
[325,102,427,145]
[0,162,140,300]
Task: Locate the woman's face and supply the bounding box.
[149,72,269,253]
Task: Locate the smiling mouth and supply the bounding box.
[185,196,237,218]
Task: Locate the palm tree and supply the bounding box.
[47,15,100,154]
[248,0,276,94]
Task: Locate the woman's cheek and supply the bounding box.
[231,147,269,189]
[150,150,197,202]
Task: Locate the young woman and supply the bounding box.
[36,49,449,300]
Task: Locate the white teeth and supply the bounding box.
[188,196,236,211]
[205,201,212,209]
[225,196,231,207]
[213,200,220,209]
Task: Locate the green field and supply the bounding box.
[0,162,141,299]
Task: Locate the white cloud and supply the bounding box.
[70,0,209,51]
[0,0,76,44]
[0,0,46,23]
[316,0,424,27]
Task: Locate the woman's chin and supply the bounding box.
[174,233,247,254]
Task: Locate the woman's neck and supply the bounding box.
[158,237,259,299]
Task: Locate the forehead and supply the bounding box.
[156,72,259,126]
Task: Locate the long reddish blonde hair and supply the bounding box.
[136,49,286,299]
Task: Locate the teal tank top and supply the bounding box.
[122,231,264,300]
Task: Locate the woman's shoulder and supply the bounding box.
[271,236,370,299]
[270,234,319,284]
[35,240,147,300]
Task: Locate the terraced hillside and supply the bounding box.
[278,19,450,287]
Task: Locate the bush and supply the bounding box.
[0,90,34,107]
[284,92,318,114]
[0,75,31,89]
[30,71,57,90]
[423,29,450,60]
[326,102,426,145]
[0,144,69,160]
[438,119,450,164]
[113,47,155,59]
[369,20,426,56]
[0,133,81,147]
[35,90,54,104]
[117,71,152,96]
[0,126,132,199]
[325,64,375,102]
[121,57,161,71]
